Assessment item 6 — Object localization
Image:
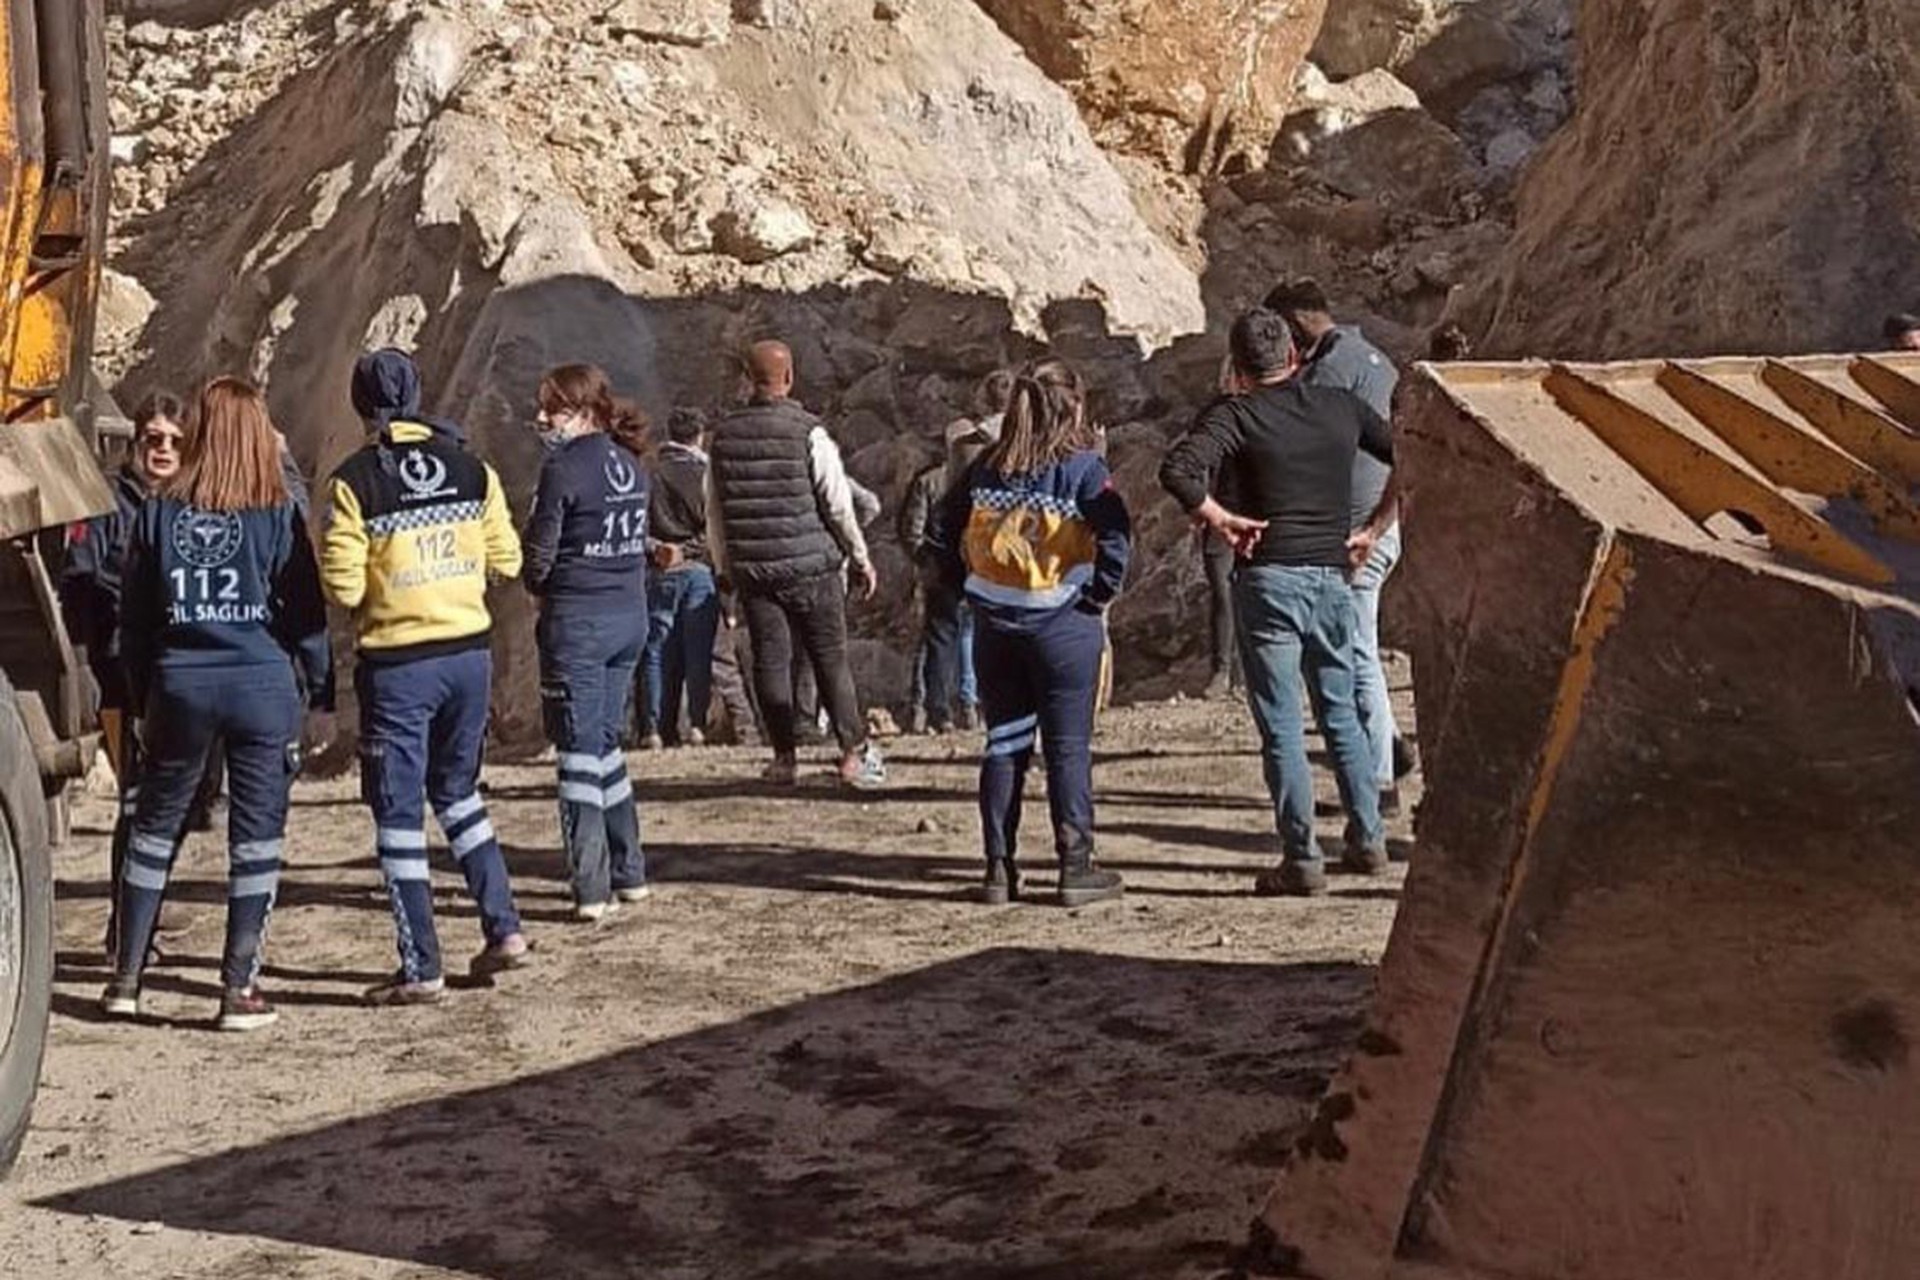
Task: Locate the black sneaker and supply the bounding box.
[1342,843,1391,876]
[218,985,279,1032]
[979,861,1021,905]
[100,976,141,1020]
[1057,863,1123,908]
[1254,859,1329,897]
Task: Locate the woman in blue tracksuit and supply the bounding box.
[101,378,332,1031]
[934,357,1132,907]
[524,363,652,921]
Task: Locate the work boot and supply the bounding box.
[217,985,278,1033]
[1056,840,1123,908]
[1254,859,1329,898]
[979,860,1021,906]
[1058,863,1123,907]
[1342,843,1391,876]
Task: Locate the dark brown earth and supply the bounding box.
[0,691,1412,1279]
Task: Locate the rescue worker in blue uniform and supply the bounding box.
[523,364,652,920]
[99,378,332,1031]
[322,348,530,1005]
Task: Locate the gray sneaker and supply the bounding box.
[365,972,447,1007]
[1254,859,1329,897]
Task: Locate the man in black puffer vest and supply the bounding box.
[707,341,886,789]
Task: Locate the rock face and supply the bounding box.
[1469,0,1920,359]
[103,0,1207,737]
[975,0,1329,172]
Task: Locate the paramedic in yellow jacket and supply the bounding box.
[322,349,532,1005]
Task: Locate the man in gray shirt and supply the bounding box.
[1266,279,1405,811]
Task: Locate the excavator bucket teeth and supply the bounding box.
[1257,356,1920,1280]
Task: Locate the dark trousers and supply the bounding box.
[115,663,301,989]
[540,609,647,908]
[1204,532,1241,683]
[358,648,521,983]
[741,571,864,756]
[975,605,1104,869]
[640,566,720,740]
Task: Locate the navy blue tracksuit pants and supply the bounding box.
[974,604,1105,870]
[539,609,647,907]
[116,663,301,990]
[358,648,521,984]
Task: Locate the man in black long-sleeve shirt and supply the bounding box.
[1160,308,1397,897]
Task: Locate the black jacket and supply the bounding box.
[647,442,710,566]
[59,467,148,710]
[708,398,845,590]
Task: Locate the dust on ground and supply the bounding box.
[0,692,1411,1279]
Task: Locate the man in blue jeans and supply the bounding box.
[1160,308,1398,896]
[640,408,721,747]
[1268,277,1406,810]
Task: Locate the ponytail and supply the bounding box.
[983,357,1092,476]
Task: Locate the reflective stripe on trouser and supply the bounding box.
[358,649,524,985]
[973,605,1104,870]
[539,607,648,909]
[115,663,300,990]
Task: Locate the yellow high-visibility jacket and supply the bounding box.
[322,422,521,660]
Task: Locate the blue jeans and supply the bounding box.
[358,648,522,983]
[640,566,719,740]
[116,662,302,989]
[1234,564,1384,863]
[539,608,648,907]
[914,580,979,727]
[1349,523,1402,787]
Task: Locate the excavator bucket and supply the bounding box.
[1257,355,1920,1280]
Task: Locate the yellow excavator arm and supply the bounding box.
[0,0,115,537]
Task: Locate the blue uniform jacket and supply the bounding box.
[119,497,335,714]
[522,433,649,611]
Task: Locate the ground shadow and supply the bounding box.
[40,948,1370,1279]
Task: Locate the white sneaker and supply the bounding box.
[614,885,653,904]
[574,900,619,923]
[840,743,887,791]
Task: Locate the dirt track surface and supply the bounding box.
[0,696,1409,1279]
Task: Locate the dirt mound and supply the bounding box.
[1467,0,1920,358]
[105,0,1209,735]
[975,0,1327,174]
